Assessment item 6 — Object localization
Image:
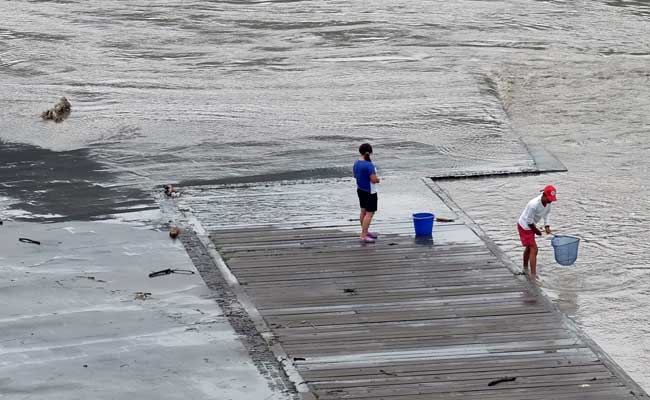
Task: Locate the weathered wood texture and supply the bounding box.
[211,224,643,399]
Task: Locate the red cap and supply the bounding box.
[542,185,557,202]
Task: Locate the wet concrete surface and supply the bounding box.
[173,177,459,231]
[0,221,294,400]
[0,141,155,222]
[180,230,300,399]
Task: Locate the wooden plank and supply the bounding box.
[309,364,611,388]
[278,316,564,340]
[251,286,529,308]
[317,383,632,400]
[238,272,516,288]
[231,262,504,278]
[300,354,601,379]
[261,293,533,316]
[219,241,487,257]
[287,341,588,360]
[315,376,621,399]
[224,249,493,268]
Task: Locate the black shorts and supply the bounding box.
[357,189,378,212]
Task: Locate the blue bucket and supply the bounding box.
[413,213,435,236]
[551,235,580,266]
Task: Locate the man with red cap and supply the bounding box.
[517,185,557,277]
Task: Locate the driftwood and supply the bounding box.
[41,97,71,122]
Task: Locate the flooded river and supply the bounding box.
[2,0,650,389]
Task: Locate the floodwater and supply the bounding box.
[2,0,650,390]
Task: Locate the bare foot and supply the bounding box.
[524,271,541,284]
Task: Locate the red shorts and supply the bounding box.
[517,224,536,247]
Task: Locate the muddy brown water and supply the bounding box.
[1,0,650,389]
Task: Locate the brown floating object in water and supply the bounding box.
[169,227,181,239]
[41,97,71,123]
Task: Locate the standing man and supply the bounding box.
[517,185,557,277]
[353,143,380,243]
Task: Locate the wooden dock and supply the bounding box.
[209,221,646,399]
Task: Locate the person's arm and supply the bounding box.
[528,223,543,236]
[544,209,551,234]
[369,164,380,183]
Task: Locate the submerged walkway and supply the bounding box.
[209,219,646,399]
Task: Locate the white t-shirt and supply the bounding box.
[370,166,378,194]
[518,194,551,230]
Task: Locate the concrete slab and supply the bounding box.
[428,142,566,180]
[526,143,567,173]
[0,221,293,400]
[174,176,457,231]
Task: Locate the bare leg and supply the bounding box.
[359,209,367,238]
[361,211,375,239]
[523,247,530,270]
[529,245,539,277]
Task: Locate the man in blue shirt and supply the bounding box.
[353,143,380,243]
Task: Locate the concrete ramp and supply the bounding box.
[429,142,566,181]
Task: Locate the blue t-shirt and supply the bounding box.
[353,159,376,193]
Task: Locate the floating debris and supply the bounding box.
[169,227,181,239]
[41,97,71,123]
[76,275,107,283]
[134,292,152,300]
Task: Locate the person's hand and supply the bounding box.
[544,225,552,235]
